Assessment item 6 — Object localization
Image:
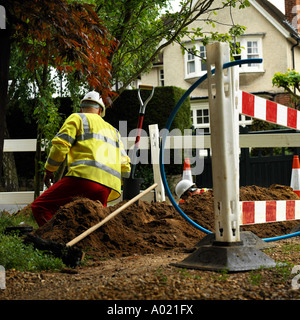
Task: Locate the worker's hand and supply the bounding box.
[44,170,54,188]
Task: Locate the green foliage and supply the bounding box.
[9,44,63,140]
[272,70,300,105]
[135,164,154,190]
[0,213,64,271]
[105,86,191,187]
[105,86,191,133]
[93,0,250,94]
[178,0,248,61]
[272,70,300,92]
[0,233,64,271]
[0,212,37,234]
[95,0,170,89]
[8,43,64,193]
[33,91,63,152]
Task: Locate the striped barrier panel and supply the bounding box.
[238,91,300,130]
[240,200,300,225]
[238,92,300,226]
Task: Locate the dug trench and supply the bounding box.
[32,184,300,260]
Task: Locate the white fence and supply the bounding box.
[1,127,300,209]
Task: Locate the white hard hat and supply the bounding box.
[80,91,105,117]
[175,179,195,198]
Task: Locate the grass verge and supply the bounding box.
[0,210,65,271]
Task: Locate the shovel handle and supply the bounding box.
[137,86,155,114]
[139,84,153,90]
[66,183,158,247]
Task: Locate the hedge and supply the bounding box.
[105,86,192,134]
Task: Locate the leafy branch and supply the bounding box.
[96,0,250,96]
[272,70,300,107]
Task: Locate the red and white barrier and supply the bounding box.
[237,91,300,225]
[239,91,300,130]
[240,200,300,225]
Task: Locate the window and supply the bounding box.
[185,44,207,79]
[159,68,164,86]
[191,104,210,132]
[187,51,195,75]
[191,101,253,132]
[237,36,264,72]
[196,109,209,125]
[185,36,263,79]
[247,41,259,59]
[199,46,207,72]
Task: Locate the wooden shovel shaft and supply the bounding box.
[66,183,158,247]
[139,84,153,90]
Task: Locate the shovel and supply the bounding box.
[123,85,155,201]
[24,183,158,267]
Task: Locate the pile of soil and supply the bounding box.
[34,199,201,258]
[33,184,300,258]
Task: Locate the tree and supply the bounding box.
[1,0,117,196]
[272,70,300,107]
[0,2,11,186]
[1,0,249,193]
[95,0,249,95]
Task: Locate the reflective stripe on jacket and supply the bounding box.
[45,113,131,202]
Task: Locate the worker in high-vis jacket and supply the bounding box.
[31,91,131,227]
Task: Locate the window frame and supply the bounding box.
[237,36,264,73]
[186,50,197,77]
[184,44,207,79]
[191,103,210,131]
[159,68,164,86]
[191,101,253,132]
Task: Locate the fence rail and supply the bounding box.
[3,133,300,153]
[1,130,300,207]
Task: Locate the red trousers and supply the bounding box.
[31,176,111,227]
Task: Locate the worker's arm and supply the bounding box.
[45,114,80,173]
[118,132,131,179]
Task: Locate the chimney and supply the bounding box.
[285,0,300,33]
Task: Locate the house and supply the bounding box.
[141,0,300,132]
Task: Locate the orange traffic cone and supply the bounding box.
[291,155,300,197]
[182,158,193,182]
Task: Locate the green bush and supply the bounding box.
[106,86,191,187]
[0,211,37,234]
[0,233,64,271]
[105,86,192,133]
[0,213,64,271]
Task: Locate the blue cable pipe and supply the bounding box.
[159,57,300,242]
[262,231,300,242]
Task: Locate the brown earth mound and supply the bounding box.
[33,184,300,258]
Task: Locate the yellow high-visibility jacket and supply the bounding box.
[45,113,131,202]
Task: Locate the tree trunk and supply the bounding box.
[3,152,19,191]
[34,125,42,199]
[2,117,19,191]
[0,11,11,182]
